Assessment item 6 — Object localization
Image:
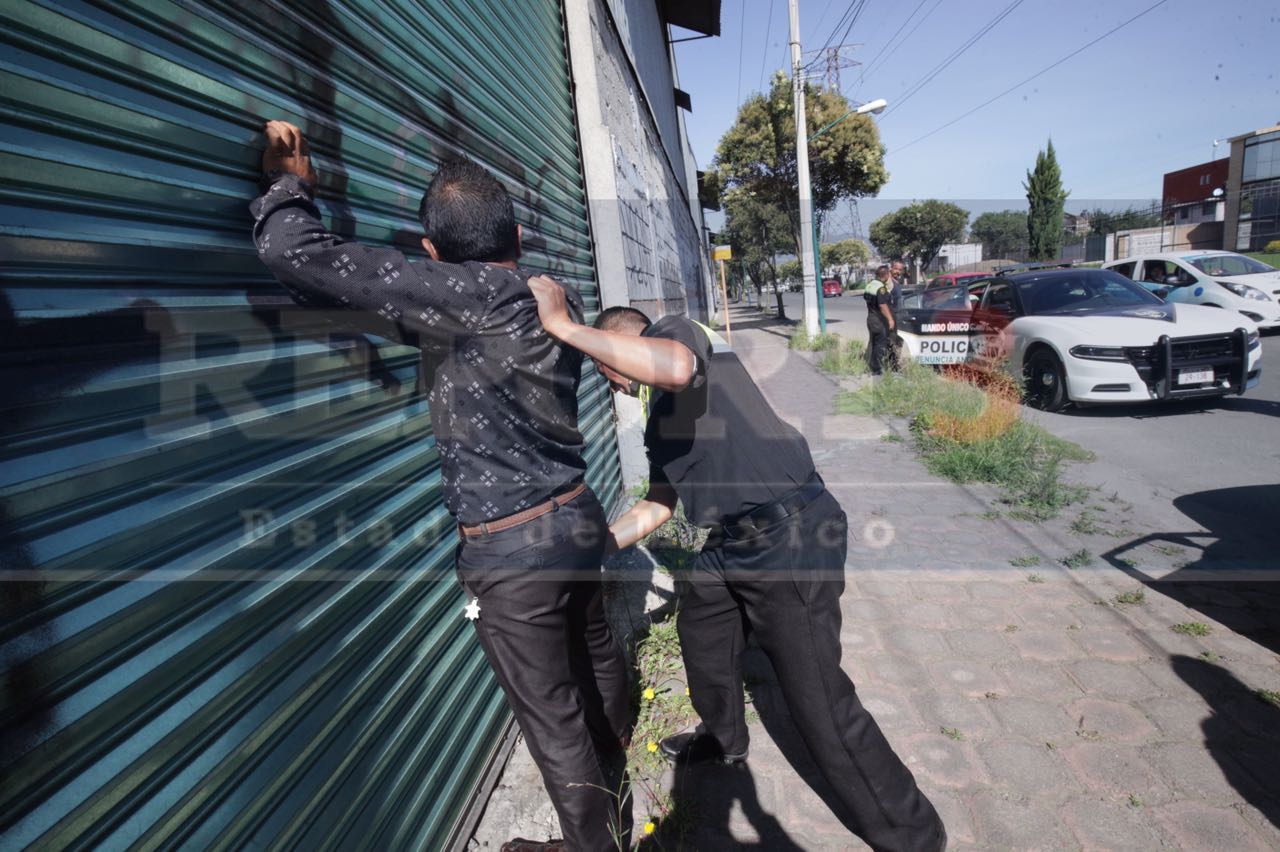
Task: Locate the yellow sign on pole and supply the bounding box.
[712,244,732,261]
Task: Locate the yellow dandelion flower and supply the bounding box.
[684,687,690,696]
[642,687,656,701]
[646,741,659,753]
[643,821,656,835]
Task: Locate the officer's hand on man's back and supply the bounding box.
[528,275,574,337]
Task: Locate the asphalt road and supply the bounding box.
[770,288,1279,572]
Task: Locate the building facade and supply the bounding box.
[1224,124,1280,252]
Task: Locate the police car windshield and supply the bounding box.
[1186,254,1276,276]
[1016,271,1163,315]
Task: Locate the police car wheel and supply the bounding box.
[1024,350,1068,412]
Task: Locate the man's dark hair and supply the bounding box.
[875,264,891,279]
[418,157,518,263]
[594,306,651,334]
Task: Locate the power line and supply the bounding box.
[736,8,746,103]
[882,0,1026,118]
[804,0,869,71]
[758,0,776,92]
[889,0,1171,155]
[807,0,839,42]
[850,0,932,92]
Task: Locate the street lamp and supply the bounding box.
[808,98,887,332]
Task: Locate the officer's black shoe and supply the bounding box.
[660,730,748,766]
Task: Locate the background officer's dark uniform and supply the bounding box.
[253,176,629,851]
[864,280,898,375]
[641,316,944,852]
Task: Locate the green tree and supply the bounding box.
[969,210,1027,260]
[821,238,870,271]
[868,200,968,270]
[1024,139,1069,261]
[722,188,795,317]
[715,72,888,260]
[776,258,802,282]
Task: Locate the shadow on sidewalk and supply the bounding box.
[1171,655,1280,830]
[639,757,804,850]
[1101,484,1280,653]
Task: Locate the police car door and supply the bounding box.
[969,279,1018,367]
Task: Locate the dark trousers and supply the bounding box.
[866,313,899,376]
[677,492,945,852]
[456,489,631,852]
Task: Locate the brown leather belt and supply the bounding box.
[458,483,588,538]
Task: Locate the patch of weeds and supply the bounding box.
[1010,554,1041,568]
[1112,589,1146,606]
[817,337,869,376]
[1172,621,1212,637]
[1076,728,1102,741]
[880,432,904,443]
[1199,650,1221,663]
[1003,624,1020,633]
[1127,794,1143,809]
[1117,556,1139,568]
[980,510,1002,521]
[1061,548,1094,569]
[1069,513,1105,536]
[984,692,999,700]
[834,365,1091,520]
[940,726,965,741]
[627,478,650,499]
[1256,689,1280,707]
[1153,543,1185,557]
[642,505,706,574]
[1027,572,1046,584]
[789,325,840,352]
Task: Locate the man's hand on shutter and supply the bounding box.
[262,119,319,188]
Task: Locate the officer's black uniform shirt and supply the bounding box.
[865,281,893,328]
[641,316,816,527]
[250,175,587,525]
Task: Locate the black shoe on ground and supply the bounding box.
[660,731,748,766]
[500,840,564,852]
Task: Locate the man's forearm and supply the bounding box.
[608,498,675,553]
[550,322,695,392]
[880,304,895,329]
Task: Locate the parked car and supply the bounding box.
[966,267,1261,411]
[822,278,843,298]
[1103,251,1280,331]
[927,271,989,290]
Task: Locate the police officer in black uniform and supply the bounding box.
[526,277,946,852]
[865,264,900,375]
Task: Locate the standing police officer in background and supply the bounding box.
[865,264,900,376]
[525,277,946,852]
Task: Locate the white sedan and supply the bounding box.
[965,268,1261,411]
[1103,251,1280,331]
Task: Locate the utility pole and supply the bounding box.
[789,0,819,336]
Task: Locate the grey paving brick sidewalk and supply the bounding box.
[472,306,1280,851]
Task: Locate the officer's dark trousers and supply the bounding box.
[456,489,631,852]
[677,491,945,852]
[866,313,896,375]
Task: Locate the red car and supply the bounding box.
[822,278,843,297]
[928,272,988,290]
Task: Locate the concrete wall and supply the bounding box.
[565,0,712,493]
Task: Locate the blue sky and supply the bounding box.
[672,0,1280,234]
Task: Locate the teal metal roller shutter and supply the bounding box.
[0,0,622,849]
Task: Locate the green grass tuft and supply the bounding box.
[1010,554,1041,568]
[1061,549,1094,569]
[1172,621,1212,637]
[1112,589,1146,605]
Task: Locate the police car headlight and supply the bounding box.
[1248,330,1261,349]
[1218,281,1269,301]
[1069,345,1127,362]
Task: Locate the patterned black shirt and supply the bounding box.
[250,175,587,525]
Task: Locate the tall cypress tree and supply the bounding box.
[1024,139,1069,261]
